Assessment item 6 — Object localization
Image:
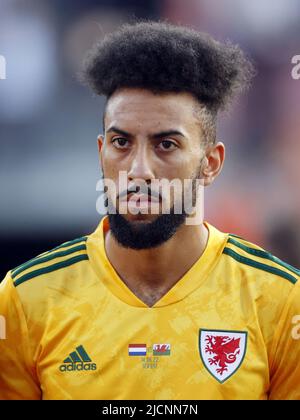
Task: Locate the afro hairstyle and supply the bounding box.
[82,21,254,114]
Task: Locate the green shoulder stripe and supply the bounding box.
[44,236,88,253]
[11,244,87,279]
[11,236,87,276]
[228,233,244,240]
[223,247,298,285]
[228,236,300,277]
[13,254,89,287]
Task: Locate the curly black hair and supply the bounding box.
[82,21,255,144]
[82,21,254,113]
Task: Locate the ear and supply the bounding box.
[97,134,104,152]
[97,134,104,172]
[201,142,225,187]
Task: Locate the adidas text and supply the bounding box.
[60,362,97,372]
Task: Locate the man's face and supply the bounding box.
[99,88,210,249]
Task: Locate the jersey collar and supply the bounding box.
[87,216,227,308]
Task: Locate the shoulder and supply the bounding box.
[221,233,299,288]
[219,232,300,349]
[10,235,89,289]
[0,235,93,359]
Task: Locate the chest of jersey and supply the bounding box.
[37,283,269,400]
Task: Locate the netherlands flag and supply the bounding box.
[128,344,147,356]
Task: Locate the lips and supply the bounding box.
[119,188,160,202]
[125,193,159,203]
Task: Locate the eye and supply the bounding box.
[111,137,129,149]
[157,139,178,151]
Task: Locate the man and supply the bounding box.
[0,21,299,400]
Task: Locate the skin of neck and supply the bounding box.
[104,219,209,307]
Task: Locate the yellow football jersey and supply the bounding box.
[0,216,300,400]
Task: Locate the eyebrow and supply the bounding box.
[106,126,185,139]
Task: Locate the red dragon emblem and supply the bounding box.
[154,344,168,353]
[204,335,241,375]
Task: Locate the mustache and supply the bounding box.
[118,185,161,200]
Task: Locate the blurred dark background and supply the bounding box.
[1,0,300,279]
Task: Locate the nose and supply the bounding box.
[127,144,155,184]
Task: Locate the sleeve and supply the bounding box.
[0,272,41,400]
[268,280,300,400]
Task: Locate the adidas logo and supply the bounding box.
[59,345,97,372]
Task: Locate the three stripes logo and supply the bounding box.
[59,345,97,372]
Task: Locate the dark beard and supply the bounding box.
[108,209,187,250]
[104,165,202,250]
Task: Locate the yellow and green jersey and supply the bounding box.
[1,217,300,400]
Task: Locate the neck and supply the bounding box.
[104,220,209,307]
